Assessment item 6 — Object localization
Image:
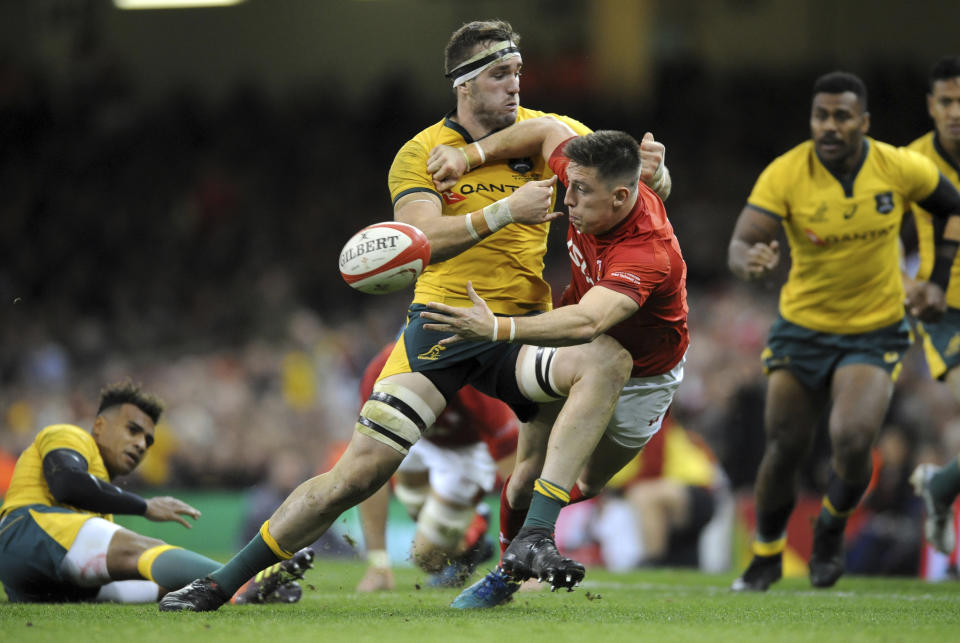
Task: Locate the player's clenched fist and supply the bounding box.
[505,176,562,225]
[145,496,202,528]
[428,144,468,192]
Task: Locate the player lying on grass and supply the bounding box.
[421,117,688,607]
[0,381,312,604]
[355,344,517,591]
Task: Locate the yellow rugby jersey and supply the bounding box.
[748,137,940,333]
[1,424,113,547]
[389,107,591,315]
[907,132,960,308]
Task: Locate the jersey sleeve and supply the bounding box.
[746,159,789,219]
[596,243,669,308]
[388,137,439,205]
[896,147,942,203]
[547,137,578,187]
[35,425,97,465]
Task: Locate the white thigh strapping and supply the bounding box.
[96,580,160,603]
[60,517,122,587]
[399,439,496,506]
[605,355,685,449]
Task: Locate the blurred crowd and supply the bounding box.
[1,52,958,575]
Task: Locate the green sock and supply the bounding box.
[208,534,282,596]
[818,471,868,530]
[146,548,221,590]
[522,478,570,531]
[930,457,960,507]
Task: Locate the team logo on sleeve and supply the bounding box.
[874,192,894,214]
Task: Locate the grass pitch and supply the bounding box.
[2,561,958,643]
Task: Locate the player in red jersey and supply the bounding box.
[354,345,518,591]
[423,118,688,606]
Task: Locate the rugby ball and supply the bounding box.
[339,221,431,294]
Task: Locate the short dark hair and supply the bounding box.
[812,71,868,110]
[97,380,164,424]
[564,131,641,189]
[444,19,521,77]
[930,56,960,90]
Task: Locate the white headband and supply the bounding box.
[448,41,522,88]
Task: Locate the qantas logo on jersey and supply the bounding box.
[442,191,466,204]
[803,222,897,246]
[458,182,521,195]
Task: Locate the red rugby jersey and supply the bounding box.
[550,139,689,377]
[359,344,519,460]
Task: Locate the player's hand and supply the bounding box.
[905,280,947,322]
[639,132,665,184]
[356,566,395,592]
[428,144,468,192]
[743,240,780,280]
[506,176,563,225]
[144,496,201,528]
[422,281,497,344]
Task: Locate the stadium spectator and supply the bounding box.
[727,71,960,591]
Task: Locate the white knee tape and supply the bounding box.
[417,496,475,548]
[517,346,563,402]
[61,517,122,587]
[356,381,437,455]
[96,580,161,603]
[394,482,429,518]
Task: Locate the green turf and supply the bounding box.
[2,561,958,642]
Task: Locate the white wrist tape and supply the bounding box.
[483,199,514,233]
[464,212,481,241]
[472,142,486,166]
[491,317,499,341]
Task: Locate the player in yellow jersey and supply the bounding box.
[0,381,311,603]
[160,19,670,612]
[906,56,960,557]
[727,71,960,591]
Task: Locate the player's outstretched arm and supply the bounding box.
[144,496,202,528]
[394,181,562,264]
[428,116,576,193]
[728,205,782,282]
[422,281,638,347]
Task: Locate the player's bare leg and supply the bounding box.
[810,363,892,588]
[502,335,632,590]
[732,369,824,591]
[161,372,446,612]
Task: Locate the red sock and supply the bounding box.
[498,476,528,558]
[568,482,586,505]
[463,511,488,550]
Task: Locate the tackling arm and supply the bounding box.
[421,281,639,347]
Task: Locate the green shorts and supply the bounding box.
[0,506,98,603]
[915,307,960,380]
[379,304,541,421]
[761,316,912,391]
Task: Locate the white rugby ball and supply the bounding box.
[339,221,431,294]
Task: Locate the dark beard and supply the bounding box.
[474,106,516,133]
